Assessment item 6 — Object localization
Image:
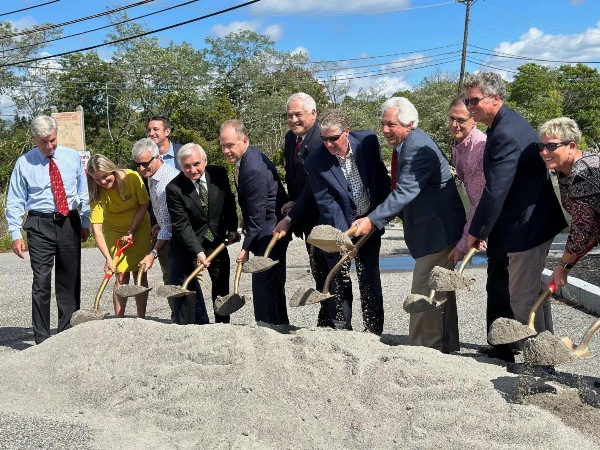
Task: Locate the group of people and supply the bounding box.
[7,72,599,365]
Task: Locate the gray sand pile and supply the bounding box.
[308,225,353,253]
[242,256,277,273]
[0,319,595,449]
[488,317,536,345]
[428,266,474,291]
[523,331,574,366]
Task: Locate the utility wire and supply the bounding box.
[0,0,60,18]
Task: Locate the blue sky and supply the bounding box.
[5,0,600,100]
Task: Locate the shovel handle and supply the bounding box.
[264,232,281,258]
[457,247,477,274]
[136,261,147,286]
[181,242,226,290]
[575,317,600,355]
[115,236,134,257]
[233,261,243,295]
[322,229,374,294]
[526,282,556,331]
[344,225,358,237]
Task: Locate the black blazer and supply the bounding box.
[166,165,238,259]
[237,145,289,254]
[469,104,567,252]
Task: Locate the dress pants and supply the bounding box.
[170,256,209,325]
[322,231,384,335]
[157,242,175,317]
[251,238,289,325]
[203,242,231,324]
[409,243,459,353]
[24,212,82,344]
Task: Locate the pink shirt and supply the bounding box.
[452,127,487,253]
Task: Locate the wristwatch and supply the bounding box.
[284,215,293,224]
[558,259,574,270]
[149,249,159,259]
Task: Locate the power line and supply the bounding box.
[469,45,600,65]
[0,0,263,68]
[0,0,60,18]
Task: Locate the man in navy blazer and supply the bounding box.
[463,72,566,362]
[353,97,465,352]
[166,143,239,325]
[305,109,390,335]
[220,119,291,325]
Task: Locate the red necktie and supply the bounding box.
[49,156,70,216]
[294,136,302,157]
[391,149,398,190]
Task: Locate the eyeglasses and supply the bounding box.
[286,112,305,120]
[448,116,470,125]
[134,156,156,168]
[320,133,343,142]
[537,141,571,151]
[463,96,489,106]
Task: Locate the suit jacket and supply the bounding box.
[166,165,238,259]
[305,130,391,231]
[237,145,289,254]
[468,104,566,252]
[172,143,182,171]
[369,128,465,259]
[283,120,322,236]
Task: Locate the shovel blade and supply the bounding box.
[487,317,536,345]
[154,284,193,298]
[115,285,152,298]
[403,294,437,313]
[242,257,278,274]
[215,294,246,316]
[289,287,334,307]
[70,309,107,327]
[428,266,474,291]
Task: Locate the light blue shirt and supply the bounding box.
[6,145,90,240]
[160,142,176,167]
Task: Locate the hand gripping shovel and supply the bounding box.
[114,261,151,298]
[70,237,134,326]
[403,247,476,314]
[154,243,226,298]
[242,231,281,274]
[290,229,374,307]
[488,282,556,346]
[214,261,246,315]
[307,224,357,254]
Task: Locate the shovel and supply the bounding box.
[70,237,134,326]
[242,231,281,274]
[154,242,226,298]
[403,248,476,314]
[214,261,246,315]
[488,282,556,345]
[561,317,600,358]
[428,247,477,291]
[290,229,373,307]
[307,224,357,254]
[114,261,151,298]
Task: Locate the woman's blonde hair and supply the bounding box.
[86,154,126,203]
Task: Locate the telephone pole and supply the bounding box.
[458,0,474,93]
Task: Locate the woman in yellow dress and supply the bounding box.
[87,154,152,318]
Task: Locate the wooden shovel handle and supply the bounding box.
[264,232,281,258]
[181,242,226,290]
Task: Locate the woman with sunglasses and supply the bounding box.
[86,154,152,318]
[538,117,600,291]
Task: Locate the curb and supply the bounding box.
[542,269,600,315]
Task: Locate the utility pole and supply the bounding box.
[458,0,474,93]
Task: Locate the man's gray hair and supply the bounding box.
[220,119,248,139]
[319,109,349,134]
[538,117,582,144]
[177,143,207,165]
[131,138,159,159]
[462,72,506,101]
[30,115,58,138]
[286,92,316,113]
[381,97,419,128]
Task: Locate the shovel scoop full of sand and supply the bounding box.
[307,225,356,254]
[522,331,574,366]
[214,262,246,316]
[428,266,474,291]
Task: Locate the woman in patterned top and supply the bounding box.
[538,117,600,291]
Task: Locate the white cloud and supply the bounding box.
[263,24,283,41]
[211,21,283,41]
[8,16,38,31]
[291,46,309,57]
[249,0,410,13]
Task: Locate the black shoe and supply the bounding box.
[487,346,515,363]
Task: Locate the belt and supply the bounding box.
[28,210,79,220]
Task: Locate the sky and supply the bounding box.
[2,0,600,115]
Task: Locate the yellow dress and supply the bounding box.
[90,169,151,272]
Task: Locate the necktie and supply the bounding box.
[49,156,70,216]
[198,180,214,242]
[390,149,398,190]
[294,136,302,157]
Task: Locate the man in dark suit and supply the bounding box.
[305,109,391,335]
[463,72,567,362]
[166,143,239,325]
[353,97,466,351]
[220,119,290,325]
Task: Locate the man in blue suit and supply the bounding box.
[305,109,390,335]
[463,72,567,362]
[353,97,466,352]
[220,119,291,325]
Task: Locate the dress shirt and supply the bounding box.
[148,162,179,241]
[336,144,370,216]
[6,145,90,240]
[451,127,487,253]
[159,142,177,167]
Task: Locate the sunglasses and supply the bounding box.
[463,96,489,106]
[134,156,156,168]
[537,141,571,151]
[320,133,344,142]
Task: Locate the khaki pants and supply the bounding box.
[158,244,175,317]
[409,244,460,353]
